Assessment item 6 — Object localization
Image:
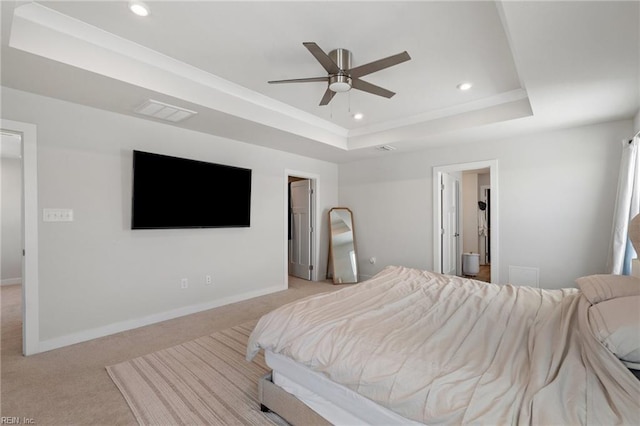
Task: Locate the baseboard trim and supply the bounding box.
[1,278,22,286]
[37,284,286,354]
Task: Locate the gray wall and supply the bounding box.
[2,87,338,344]
[2,83,634,349]
[340,119,631,288]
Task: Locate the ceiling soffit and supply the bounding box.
[6,2,531,155]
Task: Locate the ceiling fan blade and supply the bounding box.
[349,51,411,78]
[303,42,340,74]
[351,78,395,98]
[268,76,328,84]
[319,88,336,106]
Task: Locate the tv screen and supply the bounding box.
[131,150,251,229]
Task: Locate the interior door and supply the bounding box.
[289,179,313,280]
[441,172,460,275]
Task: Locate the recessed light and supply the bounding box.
[129,0,150,17]
[457,82,472,91]
[353,113,364,120]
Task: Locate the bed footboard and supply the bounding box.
[258,373,331,426]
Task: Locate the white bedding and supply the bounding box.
[266,350,419,425]
[247,265,640,424]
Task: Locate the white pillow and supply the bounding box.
[576,274,640,304]
[588,295,640,366]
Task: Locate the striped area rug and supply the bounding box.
[107,320,278,425]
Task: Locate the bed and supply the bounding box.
[247,265,640,425]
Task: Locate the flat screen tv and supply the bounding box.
[131,150,251,229]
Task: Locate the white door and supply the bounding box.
[441,173,460,275]
[289,180,313,280]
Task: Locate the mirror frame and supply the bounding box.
[328,207,358,284]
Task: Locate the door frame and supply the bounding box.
[2,119,39,355]
[433,160,499,283]
[288,178,313,280]
[284,170,319,285]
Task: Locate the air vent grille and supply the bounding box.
[134,100,197,122]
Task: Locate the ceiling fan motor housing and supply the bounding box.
[328,48,352,92]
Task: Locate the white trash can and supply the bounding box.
[462,253,480,276]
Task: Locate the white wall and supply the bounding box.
[1,87,338,347]
[634,109,640,133]
[340,119,631,288]
[1,156,22,284]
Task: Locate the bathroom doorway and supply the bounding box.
[433,160,499,284]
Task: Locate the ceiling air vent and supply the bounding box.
[134,100,197,123]
[376,145,397,152]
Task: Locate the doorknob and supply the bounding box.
[454,233,460,237]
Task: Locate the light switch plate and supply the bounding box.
[43,208,74,222]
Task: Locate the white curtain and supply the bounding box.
[609,135,640,275]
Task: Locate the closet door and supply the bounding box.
[289,179,313,280]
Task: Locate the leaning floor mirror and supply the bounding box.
[328,207,358,284]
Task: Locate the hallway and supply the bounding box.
[465,264,491,283]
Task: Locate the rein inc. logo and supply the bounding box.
[1,418,34,425]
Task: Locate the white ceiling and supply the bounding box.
[1,1,638,163]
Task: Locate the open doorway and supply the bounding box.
[460,169,491,282]
[433,160,499,284]
[479,183,491,267]
[1,132,23,286]
[284,170,319,288]
[1,119,39,356]
[1,131,24,356]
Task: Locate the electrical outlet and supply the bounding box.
[180,278,188,289]
[205,275,212,285]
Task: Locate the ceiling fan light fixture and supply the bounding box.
[128,0,150,17]
[329,75,352,93]
[268,42,411,105]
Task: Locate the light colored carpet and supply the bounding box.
[107,320,274,425]
[1,278,346,425]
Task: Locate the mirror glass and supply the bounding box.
[329,208,358,283]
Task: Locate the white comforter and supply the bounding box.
[247,266,640,425]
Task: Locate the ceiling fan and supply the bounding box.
[268,42,411,106]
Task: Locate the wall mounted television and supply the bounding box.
[131,150,251,229]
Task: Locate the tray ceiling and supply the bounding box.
[1,1,638,162]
